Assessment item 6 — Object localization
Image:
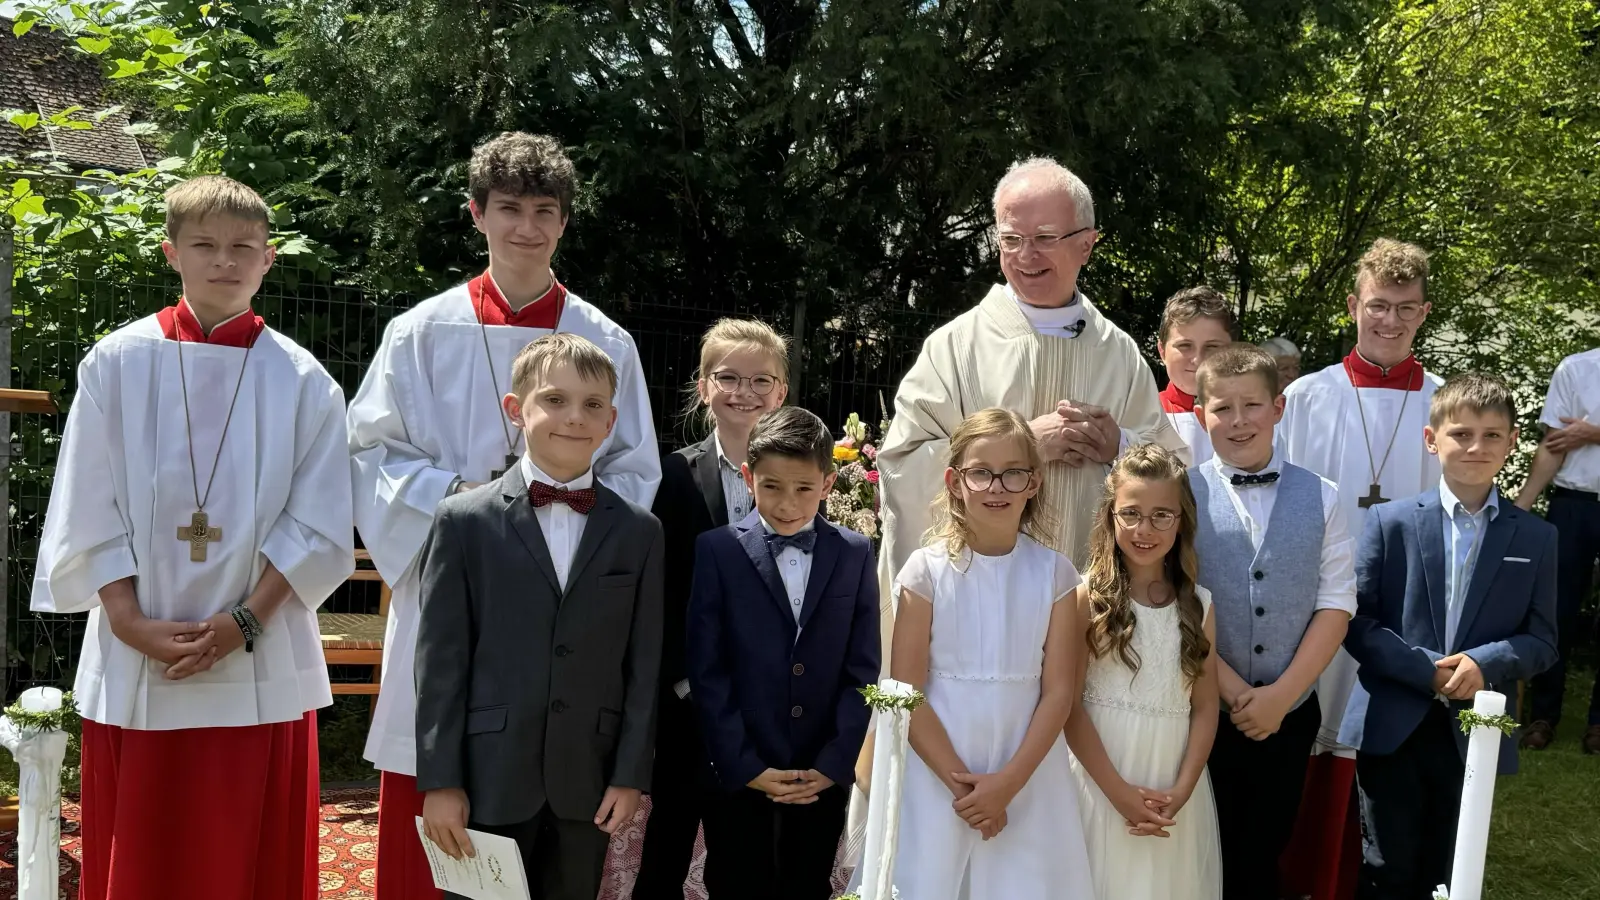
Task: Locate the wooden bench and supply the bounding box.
[319,549,390,699]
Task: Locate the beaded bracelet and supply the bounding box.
[230,604,263,653]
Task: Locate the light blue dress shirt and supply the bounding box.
[1439,479,1500,654]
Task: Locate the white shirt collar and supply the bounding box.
[759,515,817,535]
[1212,448,1281,481]
[1005,284,1086,335]
[1439,478,1500,522]
[521,455,595,491]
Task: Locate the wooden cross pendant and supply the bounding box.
[1359,483,1388,509]
[177,510,223,562]
[490,453,518,480]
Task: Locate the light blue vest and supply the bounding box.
[1192,462,1325,708]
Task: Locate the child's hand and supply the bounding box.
[950,771,1019,834]
[1229,685,1290,740]
[1437,654,1485,700]
[747,768,809,801]
[1432,663,1456,693]
[979,809,1008,841]
[167,611,250,679]
[422,788,475,860]
[1112,782,1176,837]
[594,786,641,833]
[113,614,215,669]
[775,770,834,805]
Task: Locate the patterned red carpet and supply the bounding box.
[0,788,848,898]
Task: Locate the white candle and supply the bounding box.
[1443,690,1507,900]
[0,687,70,900]
[858,679,916,900]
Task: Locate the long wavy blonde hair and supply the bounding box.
[926,408,1060,562]
[1082,444,1209,684]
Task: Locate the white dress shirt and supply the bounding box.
[761,516,816,626]
[520,456,594,591]
[1211,452,1358,616]
[1439,479,1499,654]
[714,435,754,523]
[1540,347,1600,493]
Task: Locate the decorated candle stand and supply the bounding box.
[0,687,77,900]
[838,679,923,900]
[1432,691,1518,900]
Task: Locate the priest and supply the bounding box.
[348,132,661,899]
[31,175,355,899]
[1277,237,1443,900]
[843,158,1184,863]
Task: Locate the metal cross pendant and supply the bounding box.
[177,510,223,562]
[1359,483,1388,509]
[491,453,518,480]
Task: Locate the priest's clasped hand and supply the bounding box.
[1032,402,1119,467]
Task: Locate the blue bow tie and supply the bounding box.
[1230,471,1280,488]
[766,530,817,555]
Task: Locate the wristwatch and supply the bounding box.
[230,604,263,653]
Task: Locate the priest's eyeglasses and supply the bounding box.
[957,467,1035,493]
[710,372,780,395]
[997,226,1092,253]
[1361,300,1426,322]
[1113,509,1181,531]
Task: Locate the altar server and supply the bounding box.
[1157,286,1236,465]
[1276,238,1443,900]
[31,175,355,900]
[348,131,660,898]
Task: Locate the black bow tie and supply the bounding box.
[1231,471,1280,488]
[766,530,817,555]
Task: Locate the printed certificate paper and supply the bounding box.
[414,817,532,900]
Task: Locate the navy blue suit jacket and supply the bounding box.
[1341,489,1559,774]
[686,512,881,792]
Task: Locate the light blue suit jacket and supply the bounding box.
[1339,489,1559,774]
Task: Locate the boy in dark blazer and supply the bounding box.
[414,333,664,900]
[687,406,881,900]
[1340,372,1559,900]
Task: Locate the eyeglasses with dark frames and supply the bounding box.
[957,466,1036,493]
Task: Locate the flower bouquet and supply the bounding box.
[828,405,891,543]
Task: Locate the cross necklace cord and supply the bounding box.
[476,273,563,479]
[175,323,258,561]
[1345,358,1418,509]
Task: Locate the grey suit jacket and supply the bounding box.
[414,464,665,826]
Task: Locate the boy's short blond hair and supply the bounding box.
[164,175,271,241]
[1356,238,1430,294]
[1429,372,1517,429]
[1159,286,1236,343]
[1194,344,1280,404]
[510,333,618,400]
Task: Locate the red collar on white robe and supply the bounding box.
[157,299,263,347]
[1343,350,1424,391]
[1160,382,1198,414]
[469,269,567,328]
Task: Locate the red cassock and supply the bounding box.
[376,771,443,900]
[79,713,320,900]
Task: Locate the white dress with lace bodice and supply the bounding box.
[888,536,1096,900]
[1070,589,1222,900]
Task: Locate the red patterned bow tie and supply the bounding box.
[528,481,598,514]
